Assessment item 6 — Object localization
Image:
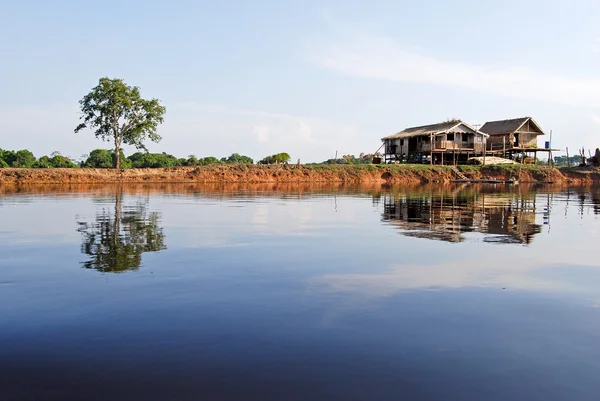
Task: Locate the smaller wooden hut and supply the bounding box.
[382,120,488,164]
[480,117,549,161]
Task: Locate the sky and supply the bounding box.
[1,0,600,163]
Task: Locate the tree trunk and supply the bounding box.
[114,137,121,169]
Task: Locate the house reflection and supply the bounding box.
[77,190,166,273]
[382,186,543,244]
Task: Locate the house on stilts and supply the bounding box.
[381,120,488,165]
[479,117,550,162]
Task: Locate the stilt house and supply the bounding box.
[382,120,488,164]
[480,117,548,161]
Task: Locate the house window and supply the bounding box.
[447,133,454,141]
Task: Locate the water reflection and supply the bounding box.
[76,189,166,273]
[381,185,544,244]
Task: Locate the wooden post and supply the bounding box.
[430,133,433,166]
[566,147,571,168]
[503,136,506,157]
[483,137,486,166]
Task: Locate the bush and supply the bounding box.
[221,153,254,164]
[186,155,199,166]
[258,152,290,164]
[0,149,17,166]
[128,152,181,168]
[84,149,114,168]
[13,150,37,168]
[198,156,220,165]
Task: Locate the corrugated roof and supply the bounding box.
[382,120,485,140]
[480,117,538,136]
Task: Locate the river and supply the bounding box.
[1,183,599,400]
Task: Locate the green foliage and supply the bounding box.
[74,77,166,168]
[258,152,290,164]
[553,155,582,167]
[0,158,8,168]
[84,149,114,168]
[198,156,220,165]
[321,153,378,165]
[127,152,180,168]
[0,149,17,166]
[221,153,254,164]
[185,155,199,166]
[34,156,53,168]
[49,154,79,168]
[13,150,36,168]
[33,152,78,168]
[0,149,36,167]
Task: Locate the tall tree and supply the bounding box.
[75,78,166,169]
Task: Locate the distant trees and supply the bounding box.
[198,156,220,165]
[84,149,116,168]
[553,155,582,167]
[258,152,291,164]
[128,152,179,168]
[13,150,36,168]
[75,77,166,169]
[221,153,254,164]
[42,152,79,168]
[321,153,377,164]
[0,148,299,169]
[0,149,78,168]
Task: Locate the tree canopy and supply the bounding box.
[258,152,291,164]
[74,77,166,169]
[0,148,78,168]
[221,153,254,164]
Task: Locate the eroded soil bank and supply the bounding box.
[0,164,599,185]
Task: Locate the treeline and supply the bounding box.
[0,148,293,168]
[553,155,583,167]
[319,153,379,165]
[0,149,78,168]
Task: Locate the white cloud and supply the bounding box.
[591,113,600,126]
[252,125,270,142]
[310,33,600,108]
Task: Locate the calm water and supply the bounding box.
[1,183,599,401]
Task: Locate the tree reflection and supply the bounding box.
[77,190,166,273]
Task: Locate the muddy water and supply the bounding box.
[1,184,599,401]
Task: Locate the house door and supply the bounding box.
[514,133,519,147]
[408,137,418,152]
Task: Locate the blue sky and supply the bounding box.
[1,0,600,162]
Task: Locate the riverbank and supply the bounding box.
[0,164,599,185]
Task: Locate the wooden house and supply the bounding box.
[480,117,546,158]
[381,120,488,164]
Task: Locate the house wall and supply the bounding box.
[487,134,509,150]
[486,133,539,149]
[519,133,539,148]
[385,131,486,160]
